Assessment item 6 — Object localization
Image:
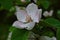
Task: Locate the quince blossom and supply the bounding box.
[12,3,42,30]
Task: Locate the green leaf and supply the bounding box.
[16,0,30,6]
[0,6,4,10]
[57,28,60,40]
[42,1,50,9]
[5,7,16,18]
[0,0,13,10]
[9,27,16,32]
[57,10,60,14]
[41,18,60,28]
[40,30,54,37]
[32,24,44,35]
[57,10,60,19]
[0,24,10,40]
[26,0,31,2]
[37,0,50,9]
[9,6,16,12]
[11,28,30,40]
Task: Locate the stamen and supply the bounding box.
[26,15,32,22]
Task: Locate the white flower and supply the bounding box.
[40,36,57,40]
[43,10,53,17]
[12,3,42,30]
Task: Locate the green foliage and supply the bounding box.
[57,10,60,40]
[25,0,31,2]
[0,24,10,40]
[41,18,60,28]
[0,0,13,10]
[32,23,44,35]
[11,27,30,40]
[57,10,60,19]
[16,0,31,6]
[32,23,54,37]
[9,27,16,32]
[37,0,51,9]
[9,6,16,12]
[57,10,60,14]
[40,29,54,37]
[57,28,60,40]
[6,6,16,18]
[0,6,4,10]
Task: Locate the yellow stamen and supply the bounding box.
[26,15,32,22]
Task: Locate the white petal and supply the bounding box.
[40,36,51,40]
[12,21,35,30]
[39,9,42,18]
[26,3,38,14]
[7,32,12,40]
[26,3,39,22]
[49,10,53,16]
[25,22,35,30]
[15,10,28,22]
[52,37,57,40]
[43,11,49,17]
[33,9,42,23]
[12,21,27,29]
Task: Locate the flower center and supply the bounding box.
[26,15,32,22]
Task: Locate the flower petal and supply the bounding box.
[43,10,53,17]
[12,21,35,30]
[15,9,28,22]
[32,9,42,23]
[40,36,51,40]
[52,37,57,40]
[7,32,12,40]
[12,21,27,29]
[39,9,42,18]
[43,11,49,17]
[26,3,38,14]
[26,3,39,22]
[40,36,57,40]
[49,10,53,16]
[25,22,35,30]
